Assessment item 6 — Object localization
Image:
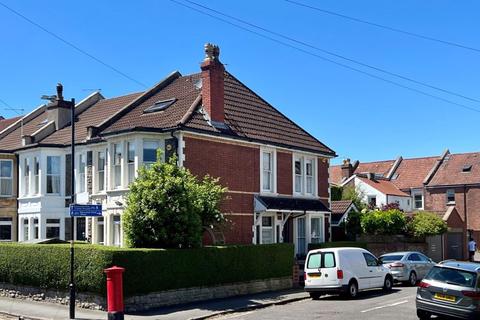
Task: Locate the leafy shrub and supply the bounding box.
[408,211,447,237]
[0,243,293,297]
[361,209,406,235]
[123,152,227,248]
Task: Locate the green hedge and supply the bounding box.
[0,243,293,297]
[308,241,368,251]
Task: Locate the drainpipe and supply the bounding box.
[464,184,468,259]
[15,153,19,242]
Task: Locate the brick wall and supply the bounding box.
[0,154,17,241]
[318,157,329,199]
[277,151,292,195]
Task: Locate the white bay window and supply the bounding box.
[113,143,122,188]
[78,154,86,193]
[143,140,160,167]
[127,142,135,184]
[97,151,106,192]
[261,150,275,193]
[294,155,316,196]
[46,156,60,194]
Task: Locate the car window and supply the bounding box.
[418,254,429,262]
[425,267,477,288]
[408,253,421,261]
[363,253,378,267]
[307,253,321,269]
[307,252,336,269]
[379,255,404,263]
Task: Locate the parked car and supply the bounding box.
[416,260,480,319]
[379,251,436,286]
[304,247,393,299]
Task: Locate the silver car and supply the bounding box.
[416,261,480,319]
[379,251,436,286]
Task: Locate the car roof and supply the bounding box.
[438,260,480,272]
[308,247,366,254]
[380,251,418,256]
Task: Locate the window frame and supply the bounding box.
[446,189,455,203]
[260,149,276,194]
[0,217,12,241]
[78,153,86,193]
[413,192,423,210]
[23,158,30,196]
[0,159,13,197]
[127,141,136,184]
[97,150,106,192]
[293,154,317,197]
[46,156,61,195]
[113,143,122,189]
[33,157,39,195]
[142,139,160,168]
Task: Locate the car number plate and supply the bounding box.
[434,293,455,302]
[307,273,321,278]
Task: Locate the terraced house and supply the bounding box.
[0,116,22,241]
[7,44,335,253]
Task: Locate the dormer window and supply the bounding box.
[143,98,176,114]
[462,164,472,172]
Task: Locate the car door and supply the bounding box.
[407,253,422,278]
[418,253,434,279]
[362,252,383,288]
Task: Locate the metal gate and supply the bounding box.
[447,232,463,260]
[426,235,443,262]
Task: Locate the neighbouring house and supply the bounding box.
[330,200,358,241]
[0,115,22,241]
[6,44,335,254]
[330,150,472,260]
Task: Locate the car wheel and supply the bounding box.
[416,309,431,319]
[309,292,321,300]
[383,275,393,292]
[346,280,358,299]
[409,271,417,286]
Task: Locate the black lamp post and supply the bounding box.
[69,96,76,319]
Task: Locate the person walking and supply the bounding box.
[468,237,477,262]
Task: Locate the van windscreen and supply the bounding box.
[307,252,336,269]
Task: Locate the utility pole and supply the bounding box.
[69,97,76,319]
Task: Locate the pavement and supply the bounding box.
[0,289,308,320]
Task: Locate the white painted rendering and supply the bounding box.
[354,177,410,211]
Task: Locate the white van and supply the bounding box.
[304,247,393,299]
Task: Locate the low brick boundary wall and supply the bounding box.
[358,235,428,257]
[0,276,292,312]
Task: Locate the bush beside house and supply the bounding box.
[0,243,293,296]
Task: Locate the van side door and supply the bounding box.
[362,252,383,288]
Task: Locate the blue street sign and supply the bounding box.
[70,204,103,217]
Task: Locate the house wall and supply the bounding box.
[355,177,387,207]
[0,153,18,241]
[386,195,411,211]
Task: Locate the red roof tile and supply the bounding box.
[0,116,21,133]
[428,152,480,186]
[390,156,438,190]
[331,200,354,215]
[357,176,409,197]
[330,159,395,185]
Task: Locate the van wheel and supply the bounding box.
[309,292,321,300]
[346,280,358,299]
[383,275,393,292]
[416,309,431,319]
[408,271,417,286]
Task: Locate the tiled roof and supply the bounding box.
[357,176,409,197]
[330,159,395,185]
[390,156,438,190]
[331,200,353,215]
[100,71,335,155]
[428,152,480,186]
[0,110,48,151]
[0,116,21,133]
[40,92,142,145]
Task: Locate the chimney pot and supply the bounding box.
[201,43,225,123]
[56,83,64,101]
[341,158,354,180]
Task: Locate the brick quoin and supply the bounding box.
[277,151,292,195]
[318,157,329,199]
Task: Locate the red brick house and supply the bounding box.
[330,150,472,260]
[11,43,335,254]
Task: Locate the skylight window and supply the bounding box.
[38,118,48,126]
[143,98,176,114]
[462,164,472,172]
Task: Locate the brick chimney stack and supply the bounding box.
[46,83,73,130]
[201,43,225,123]
[341,158,354,180]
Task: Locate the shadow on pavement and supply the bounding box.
[319,288,402,301]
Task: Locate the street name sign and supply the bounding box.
[70,204,103,217]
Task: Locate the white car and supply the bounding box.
[304,247,393,299]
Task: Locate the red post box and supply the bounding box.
[104,266,125,320]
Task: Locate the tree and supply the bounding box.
[341,185,367,211]
[408,211,447,238]
[122,151,227,248]
[331,185,343,201]
[361,209,406,235]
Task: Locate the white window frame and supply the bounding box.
[413,191,424,210]
[33,157,39,195]
[23,158,30,196]
[113,143,123,189]
[0,159,13,197]
[78,153,86,193]
[46,156,61,195]
[260,148,276,194]
[45,218,61,239]
[367,195,377,207]
[142,139,160,168]
[97,150,106,192]
[260,214,275,244]
[293,154,317,197]
[127,141,136,184]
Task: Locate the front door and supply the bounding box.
[447,232,463,260]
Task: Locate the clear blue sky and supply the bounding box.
[1,0,479,164]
